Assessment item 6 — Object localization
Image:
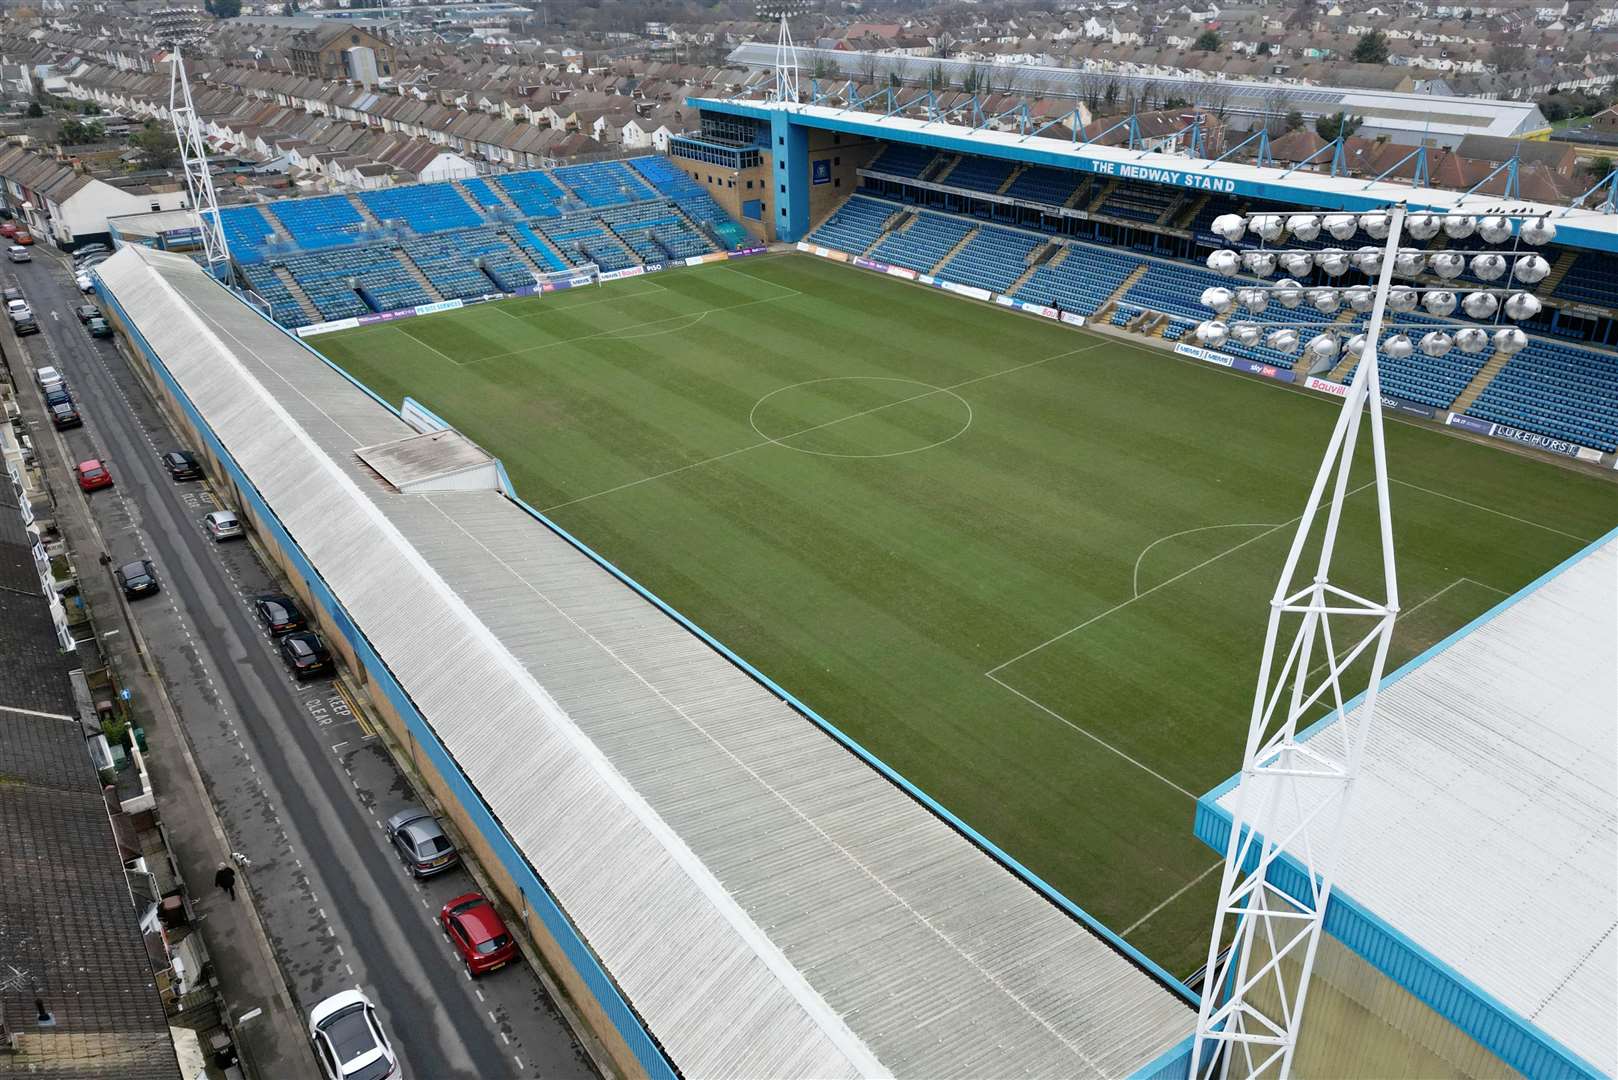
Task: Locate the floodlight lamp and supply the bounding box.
[1419,330,1453,357]
[1236,287,1269,313]
[1352,246,1383,275]
[1513,254,1550,284]
[1520,217,1556,245]
[1286,214,1322,241]
[1393,250,1427,278]
[1387,286,1419,313]
[1404,213,1442,240]
[1478,214,1513,243]
[1343,333,1367,360]
[1196,320,1230,346]
[1344,285,1374,312]
[1242,250,1277,277]
[1309,288,1341,314]
[1211,213,1247,242]
[1323,213,1358,240]
[1359,212,1391,240]
[1315,249,1349,277]
[1306,333,1340,361]
[1280,252,1314,277]
[1429,252,1465,279]
[1383,333,1414,359]
[1422,290,1457,317]
[1201,286,1237,314]
[1462,291,1499,319]
[1231,322,1263,346]
[1267,328,1300,353]
[1470,253,1507,281]
[1493,326,1528,353]
[1455,327,1489,353]
[1504,292,1542,320]
[1443,214,1477,239]
[1274,279,1305,308]
[1251,214,1285,241]
[1208,249,1242,276]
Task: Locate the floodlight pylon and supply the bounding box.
[168,49,231,279]
[1189,206,1406,1080]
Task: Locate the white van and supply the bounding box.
[6,245,30,263]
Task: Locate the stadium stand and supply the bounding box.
[220,204,279,263]
[457,176,508,211]
[1552,250,1618,309]
[868,142,937,179]
[938,225,1043,293]
[943,156,1017,196]
[1004,165,1088,207]
[870,210,975,274]
[360,183,483,234]
[268,194,366,250]
[493,170,567,218]
[1468,342,1618,449]
[808,195,897,254]
[554,161,656,207]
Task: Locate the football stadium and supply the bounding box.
[90,92,1616,1080]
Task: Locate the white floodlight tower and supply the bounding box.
[168,49,231,279]
[757,0,808,103]
[1188,203,1555,1078]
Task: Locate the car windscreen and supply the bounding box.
[324,1005,378,1063]
[289,639,315,658]
[263,600,291,621]
[474,934,511,955]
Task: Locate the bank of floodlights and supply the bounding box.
[1193,208,1555,366]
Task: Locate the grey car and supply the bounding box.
[384,807,459,878]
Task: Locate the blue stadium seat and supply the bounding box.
[553,161,656,208]
[360,183,482,233]
[269,196,367,251]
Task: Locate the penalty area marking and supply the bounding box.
[1132,523,1280,599]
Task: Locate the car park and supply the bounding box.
[385,806,460,878]
[87,316,112,338]
[439,893,518,976]
[162,450,203,480]
[307,989,398,1080]
[205,509,243,541]
[75,459,113,491]
[114,559,159,598]
[254,593,307,635]
[278,630,333,680]
[75,304,101,323]
[6,244,29,263]
[50,401,82,429]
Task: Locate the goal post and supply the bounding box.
[533,263,601,291]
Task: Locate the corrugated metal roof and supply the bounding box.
[98,246,1195,1078]
[1215,536,1617,1075]
[355,430,496,491]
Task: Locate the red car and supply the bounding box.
[76,459,113,491]
[0,222,15,237]
[439,893,517,976]
[13,230,32,245]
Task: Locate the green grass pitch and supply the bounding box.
[315,253,1617,975]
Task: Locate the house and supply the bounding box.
[288,26,394,82]
[0,144,187,248]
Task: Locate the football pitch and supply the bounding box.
[315,253,1617,974]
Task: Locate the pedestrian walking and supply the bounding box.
[215,863,237,901]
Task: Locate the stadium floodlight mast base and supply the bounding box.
[1189,203,1555,1078]
[168,48,231,279]
[1189,206,1409,1080]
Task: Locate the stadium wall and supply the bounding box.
[93,277,675,1080]
[1194,533,1618,1080]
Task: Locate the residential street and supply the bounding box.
[5,251,596,1080]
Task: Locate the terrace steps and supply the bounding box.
[1093,261,1149,325]
[1086,179,1119,213]
[1173,194,1210,230]
[498,226,551,278]
[271,266,321,324]
[997,164,1026,195]
[1065,178,1094,209]
[1002,242,1064,297]
[457,178,519,214]
[264,212,292,241]
[930,225,981,275]
[1327,349,1359,383]
[924,154,960,183]
[863,208,913,255]
[396,248,447,303]
[1450,349,1515,413]
[350,198,383,229]
[1156,193,1190,228]
[1539,248,1581,293]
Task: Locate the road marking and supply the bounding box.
[488,1011,498,1025]
[1390,477,1594,543]
[501,1031,511,1045]
[345,964,354,976]
[475,989,485,1002]
[335,945,343,957]
[319,908,327,921]
[514,1057,523,1070]
[236,1008,262,1024]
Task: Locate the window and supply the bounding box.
[779,184,785,194]
[350,34,359,43]
[728,179,735,188]
[834,156,841,165]
[778,135,784,145]
[745,179,753,190]
[834,178,841,188]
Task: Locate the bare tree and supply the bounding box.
[1201,80,1235,123]
[1263,87,1291,135]
[858,52,879,86]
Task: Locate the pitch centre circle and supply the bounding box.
[748,376,974,459]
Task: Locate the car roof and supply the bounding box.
[449,895,504,942]
[77,459,103,470]
[117,560,149,576]
[208,510,239,522]
[165,449,196,461]
[386,806,430,831]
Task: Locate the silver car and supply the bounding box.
[205,509,243,541]
[384,806,460,878]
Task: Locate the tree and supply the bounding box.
[57,118,103,144]
[1256,40,1272,56]
[1284,109,1305,132]
[1585,154,1615,181]
[1315,111,1363,140]
[25,100,42,118]
[927,63,945,91]
[1193,29,1222,51]
[1489,43,1527,72]
[129,122,180,170]
[1352,30,1390,64]
[205,0,241,15]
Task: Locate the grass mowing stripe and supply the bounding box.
[313,254,1618,976]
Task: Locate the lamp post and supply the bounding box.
[1187,204,1556,1080]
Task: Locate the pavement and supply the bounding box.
[3,249,597,1080]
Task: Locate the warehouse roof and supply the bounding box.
[1204,531,1618,1078]
[97,245,1197,1079]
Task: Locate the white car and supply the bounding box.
[6,298,30,322]
[308,990,398,1080]
[76,272,94,293]
[7,244,29,262]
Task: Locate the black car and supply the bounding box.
[2,286,21,304]
[115,559,160,598]
[50,401,82,429]
[75,303,101,323]
[279,631,333,680]
[13,316,38,337]
[162,450,203,480]
[255,593,307,635]
[87,316,112,338]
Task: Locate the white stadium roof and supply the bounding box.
[96,245,1198,1079]
[1211,531,1618,1076]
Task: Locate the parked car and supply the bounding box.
[6,244,29,263]
[13,230,32,245]
[308,989,398,1080]
[44,389,73,413]
[279,630,333,680]
[87,316,112,338]
[73,243,110,260]
[114,559,159,598]
[6,298,30,322]
[75,459,113,491]
[205,509,243,541]
[35,366,64,393]
[75,304,101,323]
[50,401,82,429]
[0,221,15,238]
[385,806,460,878]
[254,593,307,635]
[13,316,39,336]
[2,286,21,303]
[75,273,93,293]
[162,450,203,480]
[439,893,518,976]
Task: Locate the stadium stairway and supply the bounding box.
[1004,242,1064,295]
[350,198,383,229]
[497,226,552,278]
[923,154,959,183]
[997,164,1026,195]
[930,225,982,275]
[1065,177,1096,209]
[1156,193,1191,228]
[272,266,321,325]
[1087,179,1119,213]
[458,178,519,215]
[1173,194,1210,231]
[1538,249,1581,295]
[1095,263,1151,323]
[865,208,914,255]
[1449,350,1515,414]
[397,249,447,303]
